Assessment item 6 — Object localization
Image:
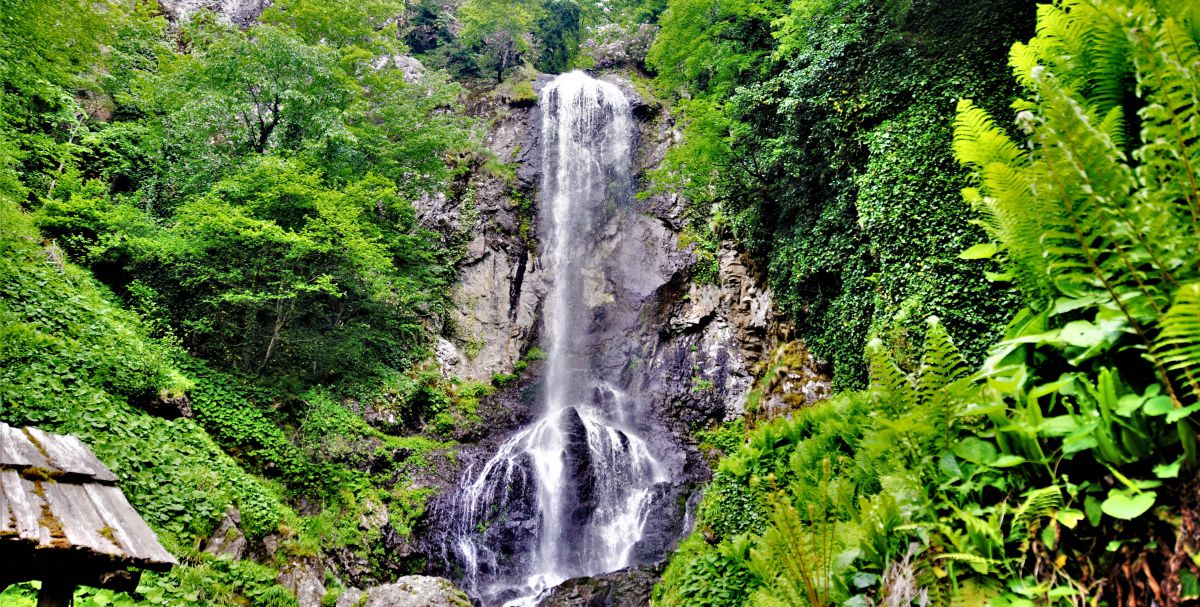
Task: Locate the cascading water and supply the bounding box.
[447,71,669,606]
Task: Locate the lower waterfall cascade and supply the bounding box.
[445,71,673,606]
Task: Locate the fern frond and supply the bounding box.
[953,99,1054,299]
[1010,485,1063,541]
[1157,283,1200,400]
[918,317,969,401]
[953,99,1027,169]
[868,338,917,415]
[1129,12,1200,244]
[1097,104,1127,151]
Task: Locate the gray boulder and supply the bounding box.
[536,566,659,607]
[202,506,247,559]
[278,558,326,607]
[337,577,471,607]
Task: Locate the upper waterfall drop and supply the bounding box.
[446,71,669,607]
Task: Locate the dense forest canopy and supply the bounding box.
[1,0,1199,605]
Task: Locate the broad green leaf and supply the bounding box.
[1154,458,1182,479]
[1058,320,1109,348]
[959,242,997,259]
[1167,403,1200,423]
[1115,393,1144,417]
[1144,396,1175,416]
[1181,569,1200,600]
[1085,495,1103,526]
[1100,489,1156,520]
[1055,509,1085,529]
[954,437,998,464]
[991,455,1026,468]
[1062,430,1099,454]
[1040,415,1081,436]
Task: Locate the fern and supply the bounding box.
[953,100,1052,300]
[956,0,1200,404]
[1158,283,1200,380]
[749,492,838,607]
[867,338,917,416]
[918,317,970,448]
[1009,485,1063,543]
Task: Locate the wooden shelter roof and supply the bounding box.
[0,422,176,572]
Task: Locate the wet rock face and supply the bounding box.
[535,565,661,607]
[561,407,599,534]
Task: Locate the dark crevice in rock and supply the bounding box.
[509,248,528,321]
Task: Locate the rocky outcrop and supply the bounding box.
[156,0,269,25]
[431,86,549,384]
[337,577,472,607]
[536,566,660,607]
[202,506,248,559]
[279,558,326,607]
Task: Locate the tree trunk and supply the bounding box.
[260,297,295,372]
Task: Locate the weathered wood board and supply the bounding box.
[0,422,176,572]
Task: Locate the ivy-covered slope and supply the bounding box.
[647,0,1034,388]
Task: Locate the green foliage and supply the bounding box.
[955,0,1200,407]
[457,0,545,82]
[0,198,299,600]
[263,0,407,51]
[662,2,1200,605]
[649,0,1027,387]
[0,0,125,200]
[655,534,759,607]
[0,4,481,603]
[26,12,478,385]
[695,417,745,458]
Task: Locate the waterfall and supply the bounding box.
[447,71,668,606]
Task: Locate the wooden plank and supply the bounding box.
[24,427,117,483]
[82,484,176,566]
[0,471,42,544]
[41,481,123,558]
[0,424,53,471]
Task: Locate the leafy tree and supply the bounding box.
[263,0,407,51]
[535,0,585,73]
[458,0,545,82]
[132,23,351,209]
[0,0,126,199]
